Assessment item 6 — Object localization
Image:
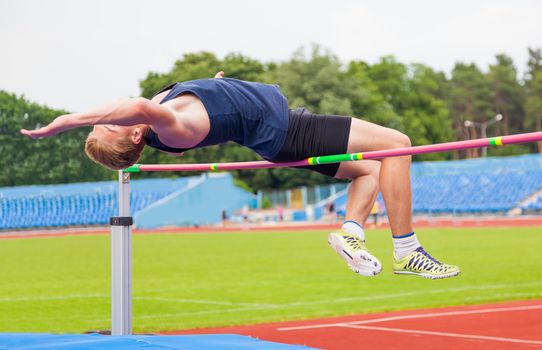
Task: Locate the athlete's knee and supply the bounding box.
[387,131,411,164]
[389,130,411,148]
[365,163,381,192]
[368,162,381,181]
[373,171,381,188]
[367,173,380,194]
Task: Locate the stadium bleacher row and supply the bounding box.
[523,195,542,212]
[410,171,542,213]
[316,154,542,218]
[414,154,542,213]
[1,154,541,230]
[0,178,192,230]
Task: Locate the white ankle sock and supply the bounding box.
[393,232,421,259]
[342,220,365,241]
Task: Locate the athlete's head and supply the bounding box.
[85,125,147,170]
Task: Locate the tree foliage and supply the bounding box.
[524,48,542,152]
[0,92,112,186]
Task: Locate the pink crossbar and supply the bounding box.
[136,131,542,172]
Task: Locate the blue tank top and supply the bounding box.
[144,78,289,159]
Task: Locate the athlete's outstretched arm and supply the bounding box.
[20,97,176,139]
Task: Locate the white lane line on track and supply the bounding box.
[277,304,542,331]
[347,304,542,326]
[338,324,542,346]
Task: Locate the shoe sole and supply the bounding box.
[393,270,461,279]
[328,234,382,276]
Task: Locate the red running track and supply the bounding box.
[168,299,542,350]
[2,217,542,240]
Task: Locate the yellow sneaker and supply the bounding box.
[393,247,460,279]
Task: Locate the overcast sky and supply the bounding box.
[1,0,541,112]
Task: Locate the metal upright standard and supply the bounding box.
[110,171,133,335]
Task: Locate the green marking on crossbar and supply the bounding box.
[314,153,357,164]
[123,164,142,173]
[489,137,504,147]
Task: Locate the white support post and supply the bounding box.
[286,190,292,208]
[110,171,132,335]
[301,186,308,207]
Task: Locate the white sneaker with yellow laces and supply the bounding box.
[328,229,382,276]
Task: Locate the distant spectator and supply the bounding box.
[242,204,249,223]
[327,201,336,222]
[328,201,335,214]
[371,201,379,227]
[221,209,228,226]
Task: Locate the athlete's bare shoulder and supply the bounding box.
[151,89,205,114]
[151,90,170,104]
[146,87,210,149]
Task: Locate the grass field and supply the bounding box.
[0,226,541,333]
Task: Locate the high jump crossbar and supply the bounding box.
[110,131,542,335]
[124,132,542,173]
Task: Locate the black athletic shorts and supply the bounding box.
[270,107,352,177]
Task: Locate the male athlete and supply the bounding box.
[21,72,460,279]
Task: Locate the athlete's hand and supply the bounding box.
[214,71,224,78]
[20,115,70,139]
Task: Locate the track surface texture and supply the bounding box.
[169,299,542,350]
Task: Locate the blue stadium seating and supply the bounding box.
[0,178,191,230]
[316,154,542,218]
[413,154,542,214]
[522,194,542,211]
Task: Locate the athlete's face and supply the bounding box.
[93,124,152,145]
[93,125,131,142]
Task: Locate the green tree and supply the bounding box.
[140,52,221,99]
[351,59,452,160]
[0,91,112,186]
[271,46,356,115]
[221,53,266,81]
[524,48,542,152]
[448,63,493,158]
[365,56,410,114]
[347,60,399,128]
[401,64,453,160]
[487,54,524,136]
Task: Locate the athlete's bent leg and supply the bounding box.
[338,118,413,235]
[327,159,383,276]
[335,159,380,225]
[332,118,459,279]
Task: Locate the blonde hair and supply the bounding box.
[85,131,145,170]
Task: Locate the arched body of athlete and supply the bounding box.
[21,72,459,279]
